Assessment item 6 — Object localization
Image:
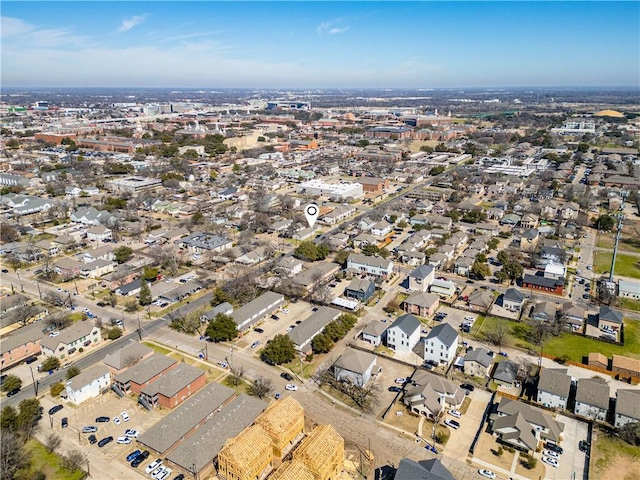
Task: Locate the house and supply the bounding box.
[407,265,435,292]
[139,363,207,409]
[519,229,540,251]
[293,424,344,480]
[80,259,116,279]
[40,323,101,360]
[429,279,456,297]
[400,250,426,266]
[560,202,580,220]
[489,397,565,453]
[322,205,356,225]
[536,368,572,409]
[523,273,564,295]
[70,207,116,226]
[463,348,494,378]
[403,370,465,419]
[346,253,394,280]
[235,246,269,265]
[0,293,28,317]
[402,292,440,318]
[454,256,474,277]
[618,279,640,299]
[332,347,377,386]
[611,355,640,381]
[386,313,421,356]
[421,323,458,366]
[544,262,566,280]
[174,232,232,254]
[467,289,495,312]
[587,352,609,371]
[614,389,640,428]
[574,377,610,422]
[503,288,526,312]
[115,278,142,296]
[112,353,178,396]
[371,220,393,237]
[103,342,154,374]
[531,301,557,322]
[493,360,521,387]
[393,458,455,480]
[232,291,285,332]
[200,302,234,322]
[65,364,111,405]
[598,306,623,331]
[520,213,539,229]
[562,302,585,326]
[53,257,84,280]
[541,246,566,264]
[361,320,387,347]
[273,256,304,278]
[81,245,115,263]
[86,225,113,242]
[352,233,378,249]
[287,307,341,353]
[344,278,376,302]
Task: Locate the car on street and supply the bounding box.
[543,449,560,458]
[113,416,121,426]
[98,436,114,448]
[131,450,149,467]
[270,315,280,320]
[7,388,20,396]
[126,450,142,462]
[388,386,402,393]
[287,325,295,332]
[82,426,98,433]
[145,459,163,474]
[583,294,590,299]
[173,475,185,480]
[448,409,462,418]
[61,417,68,428]
[88,434,97,444]
[394,377,406,384]
[1,269,8,273]
[217,361,228,368]
[95,416,110,423]
[478,469,496,480]
[280,372,294,381]
[444,419,460,429]
[285,384,298,391]
[498,352,508,357]
[544,442,564,454]
[274,393,281,400]
[254,328,264,334]
[121,411,130,422]
[250,341,261,348]
[464,316,474,322]
[125,429,139,438]
[425,444,438,453]
[48,405,63,415]
[460,383,475,392]
[542,456,559,468]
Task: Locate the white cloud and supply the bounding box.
[118,14,148,33]
[317,21,349,36]
[1,16,35,39]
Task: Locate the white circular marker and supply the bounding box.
[304,204,319,228]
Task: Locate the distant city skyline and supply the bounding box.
[2,1,639,89]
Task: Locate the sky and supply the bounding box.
[2,1,639,89]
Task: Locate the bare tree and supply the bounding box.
[0,432,30,480]
[484,320,510,352]
[228,365,244,387]
[249,375,273,399]
[63,449,85,471]
[44,433,62,453]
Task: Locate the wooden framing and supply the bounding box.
[269,460,315,480]
[217,425,272,480]
[256,397,305,457]
[294,425,344,480]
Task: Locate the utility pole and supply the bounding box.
[29,366,39,396]
[137,315,142,341]
[36,280,42,299]
[609,191,627,283]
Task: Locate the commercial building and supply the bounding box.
[112,353,178,396]
[232,291,285,332]
[296,180,363,200]
[139,363,206,409]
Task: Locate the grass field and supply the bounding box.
[597,234,640,254]
[471,315,534,351]
[142,342,172,356]
[592,430,640,480]
[620,298,640,312]
[593,251,640,279]
[24,439,86,480]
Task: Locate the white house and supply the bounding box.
[407,265,435,292]
[421,323,458,366]
[332,348,377,386]
[614,389,640,428]
[40,323,102,360]
[347,253,394,279]
[361,320,387,347]
[574,378,610,422]
[618,279,640,299]
[536,368,572,409]
[371,220,393,237]
[65,364,111,405]
[386,313,421,356]
[86,225,113,242]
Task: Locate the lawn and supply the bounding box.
[620,298,640,312]
[24,439,87,480]
[593,251,640,279]
[142,341,173,356]
[544,319,640,362]
[597,234,640,254]
[471,315,534,351]
[591,430,640,480]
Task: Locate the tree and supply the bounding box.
[1,375,22,393]
[619,422,640,446]
[0,406,18,432]
[45,433,62,453]
[260,334,296,365]
[210,287,232,307]
[142,267,159,282]
[205,313,239,342]
[334,249,354,266]
[228,365,244,387]
[430,166,446,176]
[41,356,60,372]
[62,449,85,471]
[50,382,65,397]
[107,327,123,340]
[66,366,81,380]
[311,333,333,354]
[0,223,20,243]
[138,281,152,306]
[249,376,273,399]
[470,260,491,280]
[0,432,30,480]
[484,320,510,352]
[595,214,616,232]
[16,398,41,439]
[293,241,329,262]
[113,246,133,264]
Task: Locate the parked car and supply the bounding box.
[7,388,20,397]
[124,429,139,438]
[48,405,63,415]
[394,377,406,384]
[543,449,560,459]
[250,341,261,348]
[388,386,402,393]
[82,426,98,433]
[131,450,149,467]
[478,469,496,480]
[121,411,130,422]
[444,419,460,430]
[448,410,462,418]
[173,475,185,480]
[126,450,142,462]
[25,355,38,364]
[145,459,163,474]
[280,372,294,381]
[460,383,475,392]
[578,440,590,452]
[544,442,563,454]
[95,416,110,423]
[88,434,97,445]
[98,436,114,448]
[61,417,68,428]
[117,437,132,445]
[254,328,264,334]
[542,456,559,468]
[157,468,172,480]
[270,315,280,320]
[113,416,121,426]
[285,384,298,391]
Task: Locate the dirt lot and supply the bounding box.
[474,432,516,472]
[591,429,640,480]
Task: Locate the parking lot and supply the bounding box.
[434,304,479,337]
[543,414,588,480]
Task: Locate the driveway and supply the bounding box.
[442,388,492,461]
[541,414,588,480]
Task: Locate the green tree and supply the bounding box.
[260,334,296,365]
[397,219,409,229]
[40,356,60,372]
[430,166,446,175]
[210,287,232,307]
[595,214,616,231]
[0,405,18,432]
[487,238,500,250]
[0,375,21,393]
[113,246,134,264]
[191,211,205,225]
[17,398,42,438]
[470,260,491,280]
[448,210,461,223]
[142,267,159,282]
[293,241,329,262]
[311,333,333,353]
[107,327,123,340]
[205,313,239,342]
[138,281,152,306]
[50,382,65,397]
[334,249,354,266]
[66,366,81,380]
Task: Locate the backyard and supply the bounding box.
[593,251,640,279]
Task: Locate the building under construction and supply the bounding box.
[256,396,305,458]
[293,424,345,480]
[269,460,315,480]
[217,424,273,480]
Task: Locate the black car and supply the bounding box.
[96,301,107,307]
[98,436,113,448]
[48,405,64,415]
[280,372,294,381]
[131,450,149,467]
[578,440,590,452]
[388,386,402,393]
[270,315,280,320]
[61,417,68,428]
[95,416,110,423]
[88,435,97,445]
[7,388,20,397]
[254,328,264,334]
[173,475,185,480]
[1,269,8,273]
[545,442,564,454]
[460,383,475,392]
[0,374,6,385]
[25,355,38,364]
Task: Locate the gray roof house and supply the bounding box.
[386,313,421,356]
[287,306,341,352]
[536,368,572,409]
[463,347,495,378]
[332,347,377,386]
[574,377,610,422]
[420,323,458,366]
[139,363,206,409]
[113,353,178,395]
[408,264,435,292]
[361,320,387,346]
[103,342,154,373]
[393,458,455,480]
[502,288,527,312]
[65,364,111,405]
[200,302,234,322]
[599,305,623,325]
[615,389,640,428]
[493,360,520,386]
[404,370,465,419]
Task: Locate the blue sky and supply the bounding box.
[2,1,639,88]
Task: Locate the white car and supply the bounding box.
[49,331,60,337]
[542,456,559,468]
[448,409,462,418]
[478,469,496,480]
[124,429,139,438]
[121,411,130,422]
[464,316,474,322]
[151,467,165,479]
[543,449,560,459]
[444,419,460,430]
[157,467,172,480]
[285,384,298,391]
[145,459,162,474]
[116,436,131,445]
[113,416,121,426]
[394,377,406,384]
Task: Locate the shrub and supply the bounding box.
[107,327,123,340]
[50,382,65,397]
[521,453,537,469]
[435,431,449,445]
[78,348,84,353]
